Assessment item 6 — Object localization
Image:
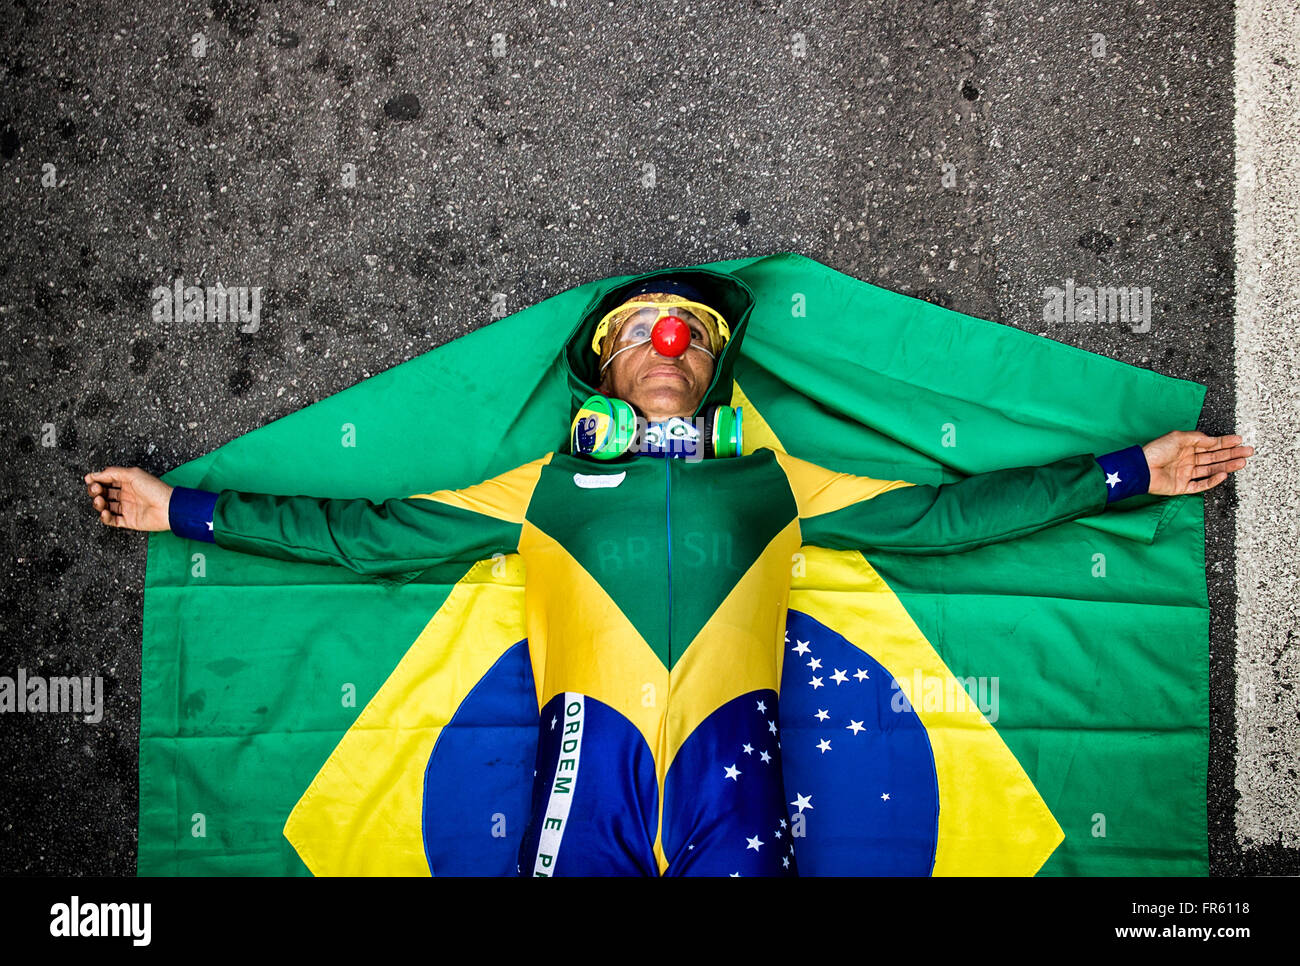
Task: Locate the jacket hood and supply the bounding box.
[561,265,756,446]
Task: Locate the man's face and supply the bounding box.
[597,294,717,421]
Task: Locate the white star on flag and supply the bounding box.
[809,676,823,689]
[756,699,767,713]
[742,743,754,755]
[816,738,832,753]
[746,835,764,852]
[768,720,777,734]
[831,668,848,684]
[847,720,865,734]
[724,764,741,781]
[807,657,822,670]
[854,668,869,681]
[792,640,811,656]
[790,792,813,813]
[760,749,772,763]
[881,792,890,801]
[814,708,829,721]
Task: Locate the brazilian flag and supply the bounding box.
[140,251,1207,875]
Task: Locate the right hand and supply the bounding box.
[84,466,174,532]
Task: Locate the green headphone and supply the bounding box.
[570,394,743,461]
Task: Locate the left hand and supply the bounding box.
[1142,431,1255,496]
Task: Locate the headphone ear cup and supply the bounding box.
[700,405,719,460]
[701,405,742,458]
[572,394,640,460]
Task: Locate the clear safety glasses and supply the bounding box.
[591,297,730,370]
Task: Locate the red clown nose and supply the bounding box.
[651,315,690,357]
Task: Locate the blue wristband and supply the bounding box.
[169,486,219,542]
[1095,446,1150,503]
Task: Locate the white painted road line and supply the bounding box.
[1233,0,1300,850]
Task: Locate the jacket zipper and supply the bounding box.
[664,458,673,666]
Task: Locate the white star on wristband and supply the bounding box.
[206,520,213,530]
[1106,471,1121,488]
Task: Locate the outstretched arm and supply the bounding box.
[775,433,1253,557]
[86,456,551,577]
